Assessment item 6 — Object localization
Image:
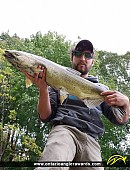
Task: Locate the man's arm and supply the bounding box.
[38,87,52,120]
[22,66,52,120]
[101,91,130,124]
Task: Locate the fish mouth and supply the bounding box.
[4,50,20,67]
[4,50,15,59]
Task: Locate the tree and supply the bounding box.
[0,31,72,169]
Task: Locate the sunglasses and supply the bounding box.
[73,50,93,59]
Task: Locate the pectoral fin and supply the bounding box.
[25,77,33,88]
[60,88,69,104]
[25,67,43,88]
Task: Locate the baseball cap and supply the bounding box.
[74,40,94,53]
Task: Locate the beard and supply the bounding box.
[72,62,91,75]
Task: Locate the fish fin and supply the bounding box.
[25,77,33,88]
[66,67,81,76]
[111,106,126,122]
[83,99,103,108]
[59,88,69,104]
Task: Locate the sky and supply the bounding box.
[0,0,130,55]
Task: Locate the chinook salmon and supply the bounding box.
[3,50,126,121]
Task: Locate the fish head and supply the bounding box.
[4,50,19,64]
[4,50,40,76]
[4,50,32,68]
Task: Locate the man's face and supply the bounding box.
[72,50,94,76]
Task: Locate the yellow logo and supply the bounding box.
[107,155,127,165]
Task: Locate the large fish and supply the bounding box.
[3,50,126,121]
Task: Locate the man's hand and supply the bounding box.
[21,66,52,120]
[21,66,47,90]
[101,90,129,108]
[101,90,130,123]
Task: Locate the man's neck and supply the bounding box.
[80,74,88,78]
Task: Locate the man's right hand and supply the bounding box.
[21,66,52,120]
[21,66,48,90]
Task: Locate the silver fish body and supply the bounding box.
[4,50,105,106]
[4,50,126,121]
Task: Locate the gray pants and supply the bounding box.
[35,125,104,170]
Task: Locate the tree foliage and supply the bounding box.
[97,51,130,167]
[0,31,130,170]
[0,31,72,170]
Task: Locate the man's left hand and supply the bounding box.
[101,90,129,108]
[101,90,130,123]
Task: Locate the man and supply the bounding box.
[25,40,129,170]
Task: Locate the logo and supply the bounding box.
[107,155,127,166]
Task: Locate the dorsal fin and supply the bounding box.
[66,67,81,76]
